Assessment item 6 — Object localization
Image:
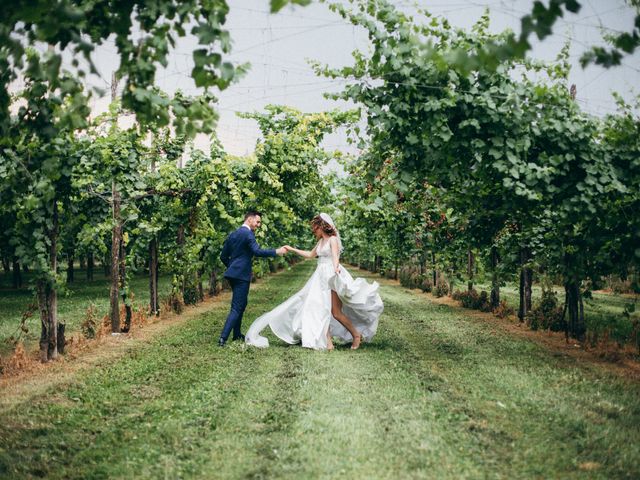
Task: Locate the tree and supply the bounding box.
[415,0,639,72]
[240,105,356,252]
[0,0,253,136]
[0,49,90,361]
[320,0,635,341]
[1,1,316,136]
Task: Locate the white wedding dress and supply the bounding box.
[245,239,384,350]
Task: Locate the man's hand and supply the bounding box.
[276,246,287,256]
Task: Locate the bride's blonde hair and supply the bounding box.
[311,215,337,236]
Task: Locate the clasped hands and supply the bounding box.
[275,245,341,274]
[275,245,294,256]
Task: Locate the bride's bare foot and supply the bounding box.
[351,333,362,350]
[326,331,334,351]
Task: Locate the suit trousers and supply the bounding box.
[220,277,251,341]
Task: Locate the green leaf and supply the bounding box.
[192,23,220,45]
[270,0,287,12]
[220,62,235,82]
[489,148,502,160]
[564,0,581,13]
[270,0,312,13]
[45,54,62,83]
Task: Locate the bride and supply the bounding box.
[245,213,383,350]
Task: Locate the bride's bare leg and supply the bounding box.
[330,290,362,349]
[326,329,334,351]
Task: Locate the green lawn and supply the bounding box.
[472,280,638,345]
[472,280,635,315]
[0,270,172,356]
[0,261,638,479]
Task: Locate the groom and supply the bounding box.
[218,210,286,346]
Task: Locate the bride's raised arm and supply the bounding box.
[285,242,318,258]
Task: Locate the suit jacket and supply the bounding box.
[220,226,276,281]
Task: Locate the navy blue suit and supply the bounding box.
[219,226,276,341]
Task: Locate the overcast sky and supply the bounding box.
[84,0,639,158]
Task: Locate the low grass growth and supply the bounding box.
[471,281,639,348]
[0,262,638,479]
[0,270,172,355]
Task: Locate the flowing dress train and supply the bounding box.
[245,240,383,350]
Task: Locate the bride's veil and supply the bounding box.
[319,212,343,252]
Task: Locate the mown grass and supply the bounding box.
[0,270,172,356]
[0,261,638,479]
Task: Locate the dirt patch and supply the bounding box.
[352,267,640,382]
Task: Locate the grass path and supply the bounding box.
[0,261,638,479]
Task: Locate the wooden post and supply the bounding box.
[490,246,500,310]
[518,247,533,322]
[111,71,118,102]
[467,249,474,291]
[2,257,10,276]
[209,269,218,296]
[87,251,94,281]
[149,238,159,315]
[39,197,59,361]
[12,256,21,289]
[66,252,74,283]
[120,237,132,332]
[108,71,123,333]
[109,180,121,333]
